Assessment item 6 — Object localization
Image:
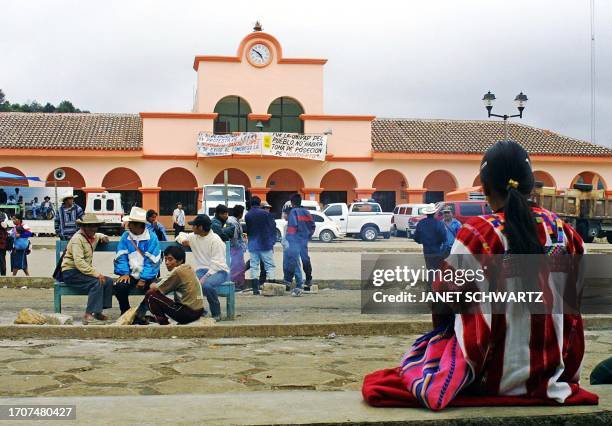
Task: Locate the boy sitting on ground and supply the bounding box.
[143,245,205,325]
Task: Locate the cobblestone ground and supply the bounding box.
[1,331,610,398]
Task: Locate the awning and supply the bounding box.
[0,171,43,182]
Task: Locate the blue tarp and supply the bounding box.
[0,171,42,182]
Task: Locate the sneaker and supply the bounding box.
[213,315,221,321]
[133,316,150,326]
[291,288,303,297]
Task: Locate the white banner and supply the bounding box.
[261,133,327,161]
[196,132,260,157]
[196,132,327,161]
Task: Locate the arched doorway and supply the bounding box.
[102,167,143,212]
[571,171,606,190]
[423,170,457,203]
[266,169,305,218]
[45,167,87,208]
[213,168,251,187]
[472,175,482,187]
[0,167,28,187]
[372,169,408,212]
[158,168,198,216]
[533,170,556,188]
[320,169,358,206]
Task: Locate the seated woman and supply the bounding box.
[61,213,114,324]
[144,245,205,325]
[363,141,594,410]
[114,207,161,323]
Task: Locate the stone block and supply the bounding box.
[43,313,74,325]
[14,308,46,325]
[307,284,319,293]
[191,317,216,327]
[262,283,286,297]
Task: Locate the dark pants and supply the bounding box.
[144,289,204,325]
[63,268,113,314]
[114,276,154,315]
[173,224,185,235]
[283,239,312,286]
[0,249,6,276]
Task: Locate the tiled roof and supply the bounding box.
[372,119,612,157]
[0,113,142,150]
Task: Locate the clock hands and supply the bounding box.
[253,49,264,60]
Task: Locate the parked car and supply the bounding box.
[322,201,393,241]
[392,203,435,237]
[275,210,344,243]
[407,200,492,238]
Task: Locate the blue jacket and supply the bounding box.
[245,206,276,251]
[114,229,161,280]
[286,207,315,243]
[414,217,446,255]
[441,218,462,253]
[146,222,167,242]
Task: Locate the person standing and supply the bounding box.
[144,245,205,325]
[440,208,461,257]
[211,204,235,242]
[413,205,446,288]
[114,207,161,322]
[0,212,11,276]
[176,214,229,320]
[146,209,167,242]
[172,202,185,235]
[61,214,114,324]
[10,214,32,276]
[281,206,304,291]
[227,205,247,289]
[282,194,315,296]
[55,194,84,241]
[244,196,277,295]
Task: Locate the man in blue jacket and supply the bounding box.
[244,196,276,295]
[283,194,315,296]
[114,207,161,322]
[413,205,446,289]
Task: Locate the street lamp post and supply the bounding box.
[482,91,528,141]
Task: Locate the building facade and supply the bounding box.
[2,28,612,227]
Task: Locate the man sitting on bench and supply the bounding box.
[114,207,161,324]
[143,245,205,325]
[176,214,229,321]
[60,213,114,324]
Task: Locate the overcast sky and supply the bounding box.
[1,0,610,145]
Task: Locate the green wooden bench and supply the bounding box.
[54,240,236,320]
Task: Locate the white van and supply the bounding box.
[86,192,124,235]
[392,203,434,237]
[200,184,247,216]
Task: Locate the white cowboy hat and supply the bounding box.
[61,194,78,202]
[76,213,104,226]
[421,205,438,215]
[122,206,147,223]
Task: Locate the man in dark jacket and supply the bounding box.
[413,205,446,289]
[244,196,276,294]
[283,194,315,296]
[211,204,235,242]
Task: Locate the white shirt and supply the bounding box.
[176,231,229,275]
[173,208,185,226]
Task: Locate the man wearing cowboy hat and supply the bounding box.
[114,206,161,322]
[55,193,83,241]
[413,205,446,288]
[61,213,113,324]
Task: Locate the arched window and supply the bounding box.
[213,96,255,134]
[266,97,304,133]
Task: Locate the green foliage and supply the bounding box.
[0,89,89,113]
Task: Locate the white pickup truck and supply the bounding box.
[322,201,393,241]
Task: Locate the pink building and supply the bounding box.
[1,28,612,228]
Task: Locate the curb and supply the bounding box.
[0,316,610,339]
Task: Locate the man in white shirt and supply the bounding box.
[172,202,185,235]
[176,214,229,320]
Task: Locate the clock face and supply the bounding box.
[248,43,271,66]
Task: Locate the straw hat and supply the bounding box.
[76,213,104,226]
[260,201,272,209]
[421,205,438,215]
[61,194,77,202]
[122,206,147,223]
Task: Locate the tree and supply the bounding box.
[0,89,5,104]
[56,100,76,113]
[42,102,56,113]
[0,89,89,113]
